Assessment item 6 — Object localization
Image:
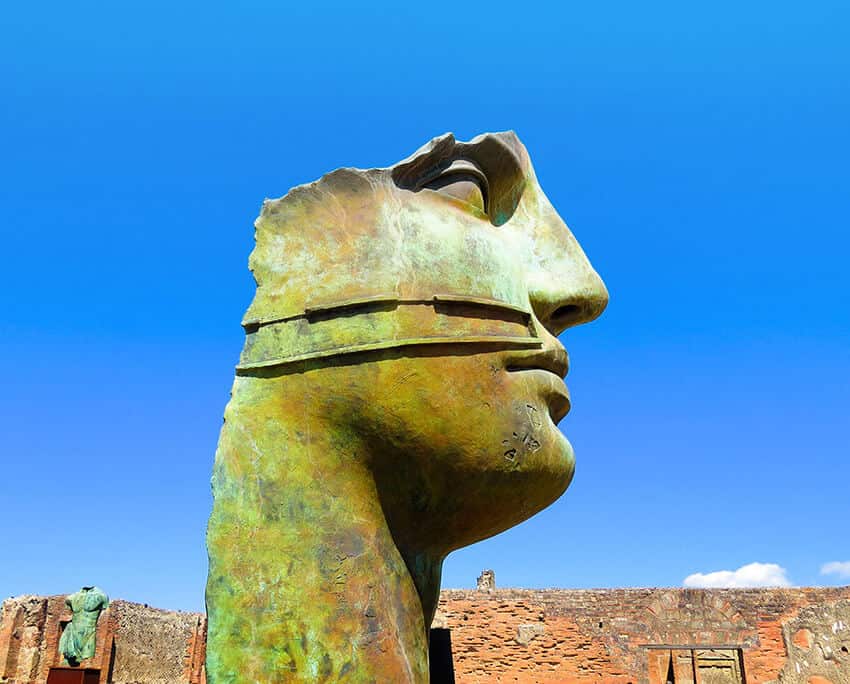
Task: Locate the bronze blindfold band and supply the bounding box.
[236,295,543,371]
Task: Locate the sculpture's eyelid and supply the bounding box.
[429,160,488,189]
[420,162,490,214]
[389,133,527,226]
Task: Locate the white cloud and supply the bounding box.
[683,562,792,588]
[820,561,850,579]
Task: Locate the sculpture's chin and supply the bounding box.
[412,430,576,554]
[487,432,575,537]
[551,429,577,489]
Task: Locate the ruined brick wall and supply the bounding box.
[434,587,850,684]
[2,587,848,683]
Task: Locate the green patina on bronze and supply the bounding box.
[205,132,608,682]
[59,586,108,665]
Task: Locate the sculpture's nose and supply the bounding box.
[527,257,608,337]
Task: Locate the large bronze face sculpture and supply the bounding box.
[206,132,608,682]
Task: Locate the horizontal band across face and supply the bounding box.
[236,296,541,371]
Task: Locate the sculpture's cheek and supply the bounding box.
[337,352,573,550]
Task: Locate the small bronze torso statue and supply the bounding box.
[59,586,109,665]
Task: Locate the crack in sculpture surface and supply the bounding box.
[205,131,608,682]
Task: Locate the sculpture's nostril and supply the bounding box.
[548,304,587,331]
[541,282,608,334]
[551,304,582,323]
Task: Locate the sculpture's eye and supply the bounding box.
[423,160,489,216]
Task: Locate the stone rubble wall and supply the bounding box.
[775,599,850,684]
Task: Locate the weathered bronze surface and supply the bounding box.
[58,586,108,665]
[205,132,608,682]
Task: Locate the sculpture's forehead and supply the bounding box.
[244,132,556,327]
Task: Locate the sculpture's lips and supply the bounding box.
[505,346,569,378]
[505,346,571,422]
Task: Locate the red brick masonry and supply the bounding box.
[434,587,850,683]
[2,587,848,683]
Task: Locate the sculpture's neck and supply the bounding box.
[206,375,431,683]
[397,548,444,630]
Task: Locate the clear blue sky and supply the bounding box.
[2,1,848,612]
